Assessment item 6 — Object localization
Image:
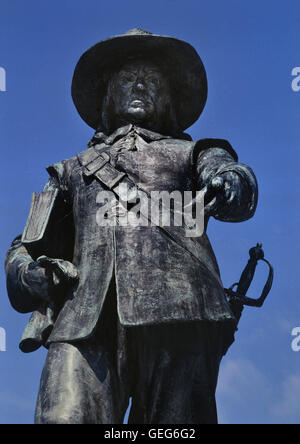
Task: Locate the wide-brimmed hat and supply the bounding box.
[71,28,208,131]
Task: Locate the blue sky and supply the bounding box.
[0,0,299,424]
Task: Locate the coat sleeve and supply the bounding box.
[5,176,59,313]
[194,138,258,222]
[5,235,42,313]
[5,163,73,314]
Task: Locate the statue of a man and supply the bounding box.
[5,29,258,424]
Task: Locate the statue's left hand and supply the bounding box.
[22,256,79,305]
[204,171,242,216]
[36,256,79,285]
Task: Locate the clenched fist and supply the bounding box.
[204,171,243,217]
[21,256,79,304]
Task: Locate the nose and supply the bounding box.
[133,78,146,91]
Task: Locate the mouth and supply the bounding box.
[130,99,146,108]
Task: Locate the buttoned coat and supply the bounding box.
[5,125,258,352]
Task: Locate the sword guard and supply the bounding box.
[225,243,274,311]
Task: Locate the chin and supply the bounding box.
[127,108,148,122]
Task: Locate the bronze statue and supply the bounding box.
[5,29,258,424]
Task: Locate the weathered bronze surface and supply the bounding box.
[5,29,258,424]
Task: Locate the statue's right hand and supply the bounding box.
[21,257,79,304]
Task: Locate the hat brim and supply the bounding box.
[71,33,208,131]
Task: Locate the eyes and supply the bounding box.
[118,72,161,87]
[119,73,136,84]
[147,76,160,86]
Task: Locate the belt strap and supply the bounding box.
[82,150,222,286]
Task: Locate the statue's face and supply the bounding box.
[111,61,170,128]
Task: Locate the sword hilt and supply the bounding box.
[225,243,274,320]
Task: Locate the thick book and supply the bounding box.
[21,189,74,261]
